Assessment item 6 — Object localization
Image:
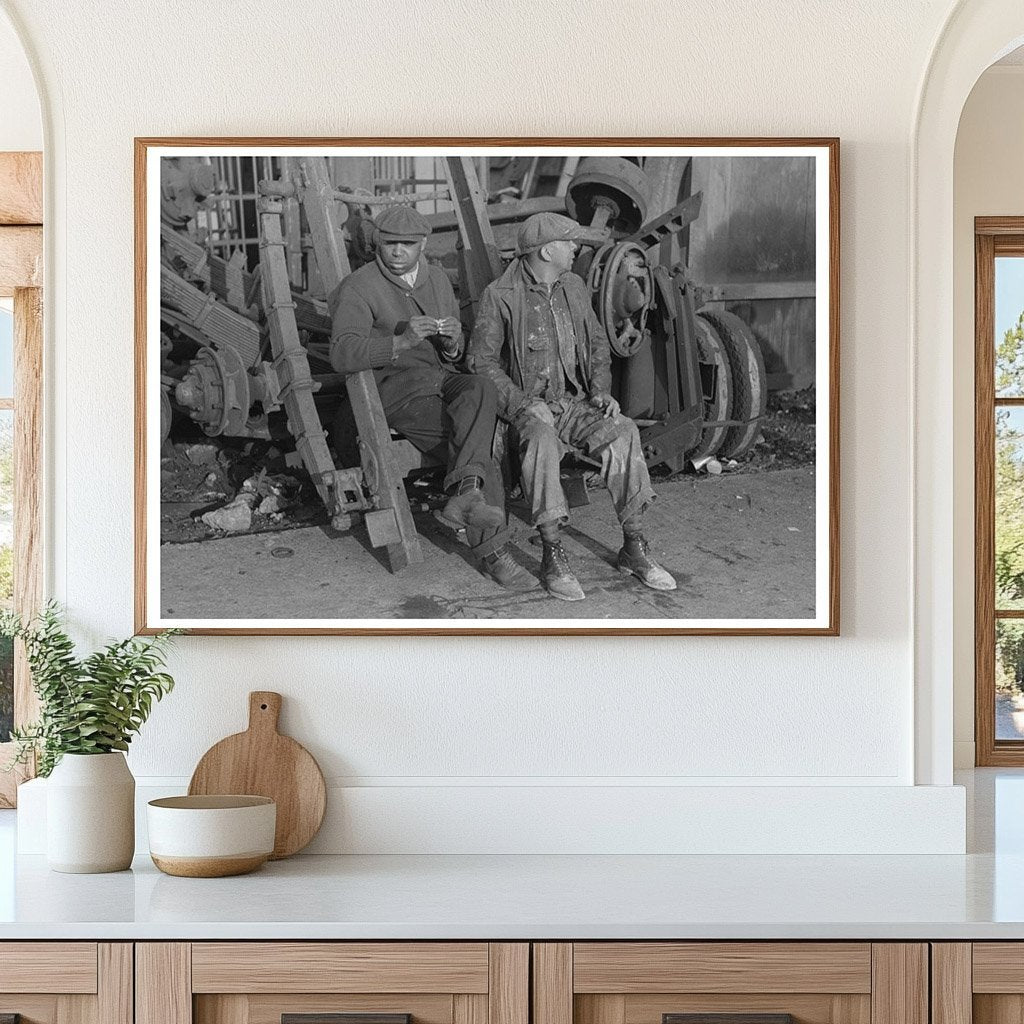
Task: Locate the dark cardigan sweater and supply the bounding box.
[329,256,462,415]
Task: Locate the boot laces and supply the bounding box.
[627,534,650,557]
[545,542,573,576]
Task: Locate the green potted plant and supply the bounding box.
[2,602,179,873]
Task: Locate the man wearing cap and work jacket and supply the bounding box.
[468,211,676,603]
[330,204,537,592]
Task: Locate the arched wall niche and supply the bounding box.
[914,1,1024,785]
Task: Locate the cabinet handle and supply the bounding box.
[283,1015,411,1024]
[664,1016,795,1024]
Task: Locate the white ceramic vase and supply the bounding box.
[46,752,135,873]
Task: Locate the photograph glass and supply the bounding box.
[138,141,837,634]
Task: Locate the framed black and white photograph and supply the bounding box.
[135,138,838,635]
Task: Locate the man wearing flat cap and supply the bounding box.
[468,212,675,602]
[330,204,535,591]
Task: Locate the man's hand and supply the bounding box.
[436,316,463,356]
[436,316,462,340]
[394,315,439,353]
[522,399,556,426]
[590,392,620,419]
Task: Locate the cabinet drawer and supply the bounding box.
[572,944,872,994]
[0,942,98,993]
[534,943,926,1024]
[0,943,130,1024]
[937,942,1024,1024]
[139,942,528,1024]
[191,943,491,993]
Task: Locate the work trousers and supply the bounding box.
[389,373,506,553]
[514,398,656,529]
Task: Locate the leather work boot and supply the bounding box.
[540,541,585,602]
[617,535,677,591]
[481,545,540,592]
[437,476,506,532]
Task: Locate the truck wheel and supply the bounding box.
[691,313,732,460]
[698,308,767,459]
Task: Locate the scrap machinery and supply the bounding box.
[158,154,768,571]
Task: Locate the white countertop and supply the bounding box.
[0,849,1022,940]
[1,769,1022,941]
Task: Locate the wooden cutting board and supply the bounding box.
[188,691,326,859]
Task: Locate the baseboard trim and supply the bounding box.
[17,778,967,856]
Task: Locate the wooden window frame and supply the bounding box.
[0,151,43,806]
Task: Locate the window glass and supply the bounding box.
[997,620,1024,740]
[996,257,1024,397]
[996,407,1024,610]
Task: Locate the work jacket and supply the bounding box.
[329,256,462,415]
[467,259,613,422]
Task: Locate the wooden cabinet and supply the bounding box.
[0,943,132,1024]
[932,943,1022,1024]
[532,943,929,1024]
[0,938,957,1024]
[135,944,528,1024]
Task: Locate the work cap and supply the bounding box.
[374,204,432,240]
[517,212,585,254]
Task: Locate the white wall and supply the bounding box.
[952,66,1024,767]
[0,0,974,852]
[0,7,39,152]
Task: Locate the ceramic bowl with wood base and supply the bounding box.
[147,795,276,877]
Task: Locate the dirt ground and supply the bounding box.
[160,465,816,622]
[158,388,819,622]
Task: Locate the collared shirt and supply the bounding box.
[520,262,583,403]
[399,264,419,289]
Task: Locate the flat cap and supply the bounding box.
[374,204,432,240]
[517,212,585,254]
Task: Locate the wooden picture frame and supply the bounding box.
[136,138,839,636]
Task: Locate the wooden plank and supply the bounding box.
[14,287,43,731]
[0,997,58,1024]
[931,945,972,1024]
[243,995,451,1024]
[534,945,572,1024]
[977,217,1024,236]
[57,992,95,1024]
[573,943,871,994]
[976,231,998,765]
[0,226,42,295]
[489,944,528,1024]
[0,153,42,225]
[191,943,489,994]
[577,996,624,1024]
[870,945,927,1024]
[974,995,1024,1024]
[831,994,873,1024]
[136,943,191,1024]
[0,744,31,807]
[98,945,133,1024]
[197,995,248,1024]
[444,157,503,318]
[972,944,1024,991]
[0,943,97,993]
[454,995,487,1024]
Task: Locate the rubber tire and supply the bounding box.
[697,308,767,460]
[691,313,732,460]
